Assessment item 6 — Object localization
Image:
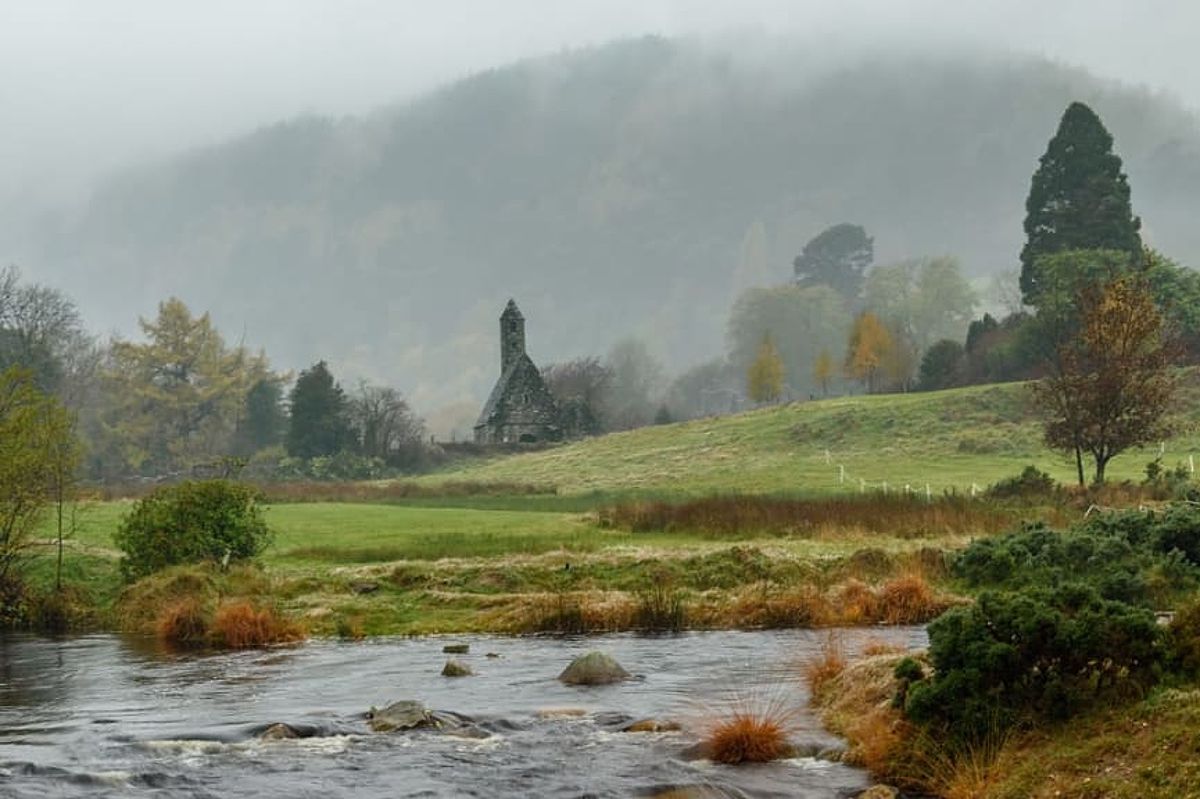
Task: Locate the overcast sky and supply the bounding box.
[2,0,1198,200]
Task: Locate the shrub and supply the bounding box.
[903,586,1160,743]
[114,480,272,581]
[1165,598,1200,678]
[985,465,1057,500]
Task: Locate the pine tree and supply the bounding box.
[747,334,785,404]
[287,361,351,458]
[1019,102,1141,304]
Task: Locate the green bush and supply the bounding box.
[114,480,272,581]
[985,465,1057,499]
[903,586,1160,743]
[952,508,1200,607]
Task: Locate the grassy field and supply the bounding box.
[32,495,987,635]
[27,375,1200,637]
[424,379,1200,495]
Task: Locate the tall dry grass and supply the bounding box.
[701,695,800,765]
[210,601,305,648]
[804,633,848,693]
[600,494,1014,538]
[155,597,209,648]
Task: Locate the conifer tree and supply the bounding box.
[1020,102,1141,304]
[287,361,351,458]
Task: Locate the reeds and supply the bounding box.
[600,494,1013,538]
[804,633,847,693]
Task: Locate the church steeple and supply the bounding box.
[500,299,525,374]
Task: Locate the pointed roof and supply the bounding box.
[501,298,524,320]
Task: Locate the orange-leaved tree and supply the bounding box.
[1031,275,1176,484]
[747,334,785,404]
[844,312,892,393]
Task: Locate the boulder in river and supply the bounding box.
[442,643,469,654]
[259,723,302,740]
[622,718,681,733]
[367,700,434,732]
[557,651,630,685]
[856,786,899,799]
[441,658,473,677]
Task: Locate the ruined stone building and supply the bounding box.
[474,300,562,444]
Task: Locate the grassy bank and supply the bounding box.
[31,495,990,636]
[424,378,1200,495]
[812,653,1200,799]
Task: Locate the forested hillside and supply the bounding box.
[17,36,1200,413]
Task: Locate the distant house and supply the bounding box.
[474,300,562,444]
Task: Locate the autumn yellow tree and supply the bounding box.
[104,298,276,474]
[844,312,893,393]
[747,334,785,404]
[1032,275,1176,483]
[813,349,834,397]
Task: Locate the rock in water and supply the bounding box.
[442,643,469,654]
[259,723,301,740]
[622,718,681,733]
[557,651,630,685]
[856,787,899,799]
[367,700,434,732]
[441,658,473,677]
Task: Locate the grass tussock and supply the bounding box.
[156,597,210,648]
[600,494,1013,538]
[804,633,848,693]
[505,591,637,634]
[210,601,306,648]
[713,574,954,629]
[702,697,799,765]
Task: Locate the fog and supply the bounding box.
[3,0,1198,201]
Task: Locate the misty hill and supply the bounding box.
[21,36,1200,419]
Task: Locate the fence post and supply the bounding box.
[839,465,845,485]
[926,483,932,502]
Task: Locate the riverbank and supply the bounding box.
[811,651,1200,799]
[31,497,973,637]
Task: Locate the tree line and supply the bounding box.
[0,282,428,484]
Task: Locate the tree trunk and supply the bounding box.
[1074,446,1085,487]
[1094,454,1108,485]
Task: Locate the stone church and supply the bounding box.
[474,300,562,444]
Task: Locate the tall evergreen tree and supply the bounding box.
[236,378,287,455]
[286,361,350,458]
[1019,102,1141,304]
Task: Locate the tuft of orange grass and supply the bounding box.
[804,633,847,693]
[836,579,880,624]
[156,598,209,648]
[211,601,305,648]
[705,709,795,765]
[877,574,947,624]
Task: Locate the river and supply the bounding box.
[0,627,925,798]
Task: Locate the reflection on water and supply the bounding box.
[0,628,925,798]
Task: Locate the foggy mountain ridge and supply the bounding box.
[13,35,1200,429]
